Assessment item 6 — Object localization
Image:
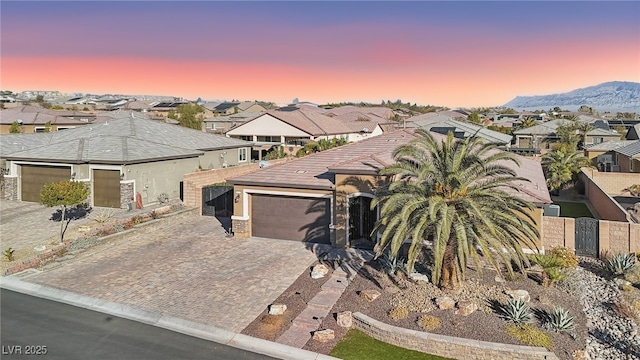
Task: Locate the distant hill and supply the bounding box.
[503,81,640,112]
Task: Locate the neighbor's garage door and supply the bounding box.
[21,165,71,202]
[93,169,121,208]
[251,194,331,244]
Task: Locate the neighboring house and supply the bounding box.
[0,106,98,134]
[1,115,252,208]
[227,129,551,248]
[584,140,637,171]
[237,101,267,113]
[213,102,241,116]
[513,119,620,150]
[325,105,396,120]
[149,101,188,117]
[614,141,640,173]
[403,113,513,145]
[202,112,263,134]
[584,140,640,173]
[225,105,383,156]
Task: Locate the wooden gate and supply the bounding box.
[575,217,599,257]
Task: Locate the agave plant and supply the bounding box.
[543,307,575,332]
[605,253,637,276]
[500,298,533,324]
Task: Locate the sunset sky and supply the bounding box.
[1,1,639,108]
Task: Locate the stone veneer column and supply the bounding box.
[598,220,610,258]
[232,219,250,238]
[564,218,575,250]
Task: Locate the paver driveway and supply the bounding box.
[24,215,319,333]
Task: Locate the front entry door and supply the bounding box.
[348,196,377,249]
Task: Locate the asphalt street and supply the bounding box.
[0,289,275,360]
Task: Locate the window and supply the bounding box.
[34,127,46,133]
[239,136,252,141]
[239,148,247,162]
[210,123,216,130]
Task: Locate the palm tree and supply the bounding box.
[542,144,591,194]
[516,116,538,130]
[372,130,540,290]
[576,122,594,148]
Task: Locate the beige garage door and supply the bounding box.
[251,194,331,244]
[21,165,71,202]
[93,169,121,208]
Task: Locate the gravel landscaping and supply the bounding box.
[242,256,640,360]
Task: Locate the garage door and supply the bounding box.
[251,194,331,244]
[21,165,71,202]
[93,169,121,208]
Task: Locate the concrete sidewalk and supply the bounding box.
[0,276,338,360]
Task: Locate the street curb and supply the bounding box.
[0,276,339,360]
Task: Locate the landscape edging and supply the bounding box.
[352,312,559,360]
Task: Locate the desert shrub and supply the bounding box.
[389,307,408,320]
[529,253,565,287]
[131,215,145,225]
[123,220,134,230]
[506,324,553,349]
[605,253,637,276]
[3,247,16,261]
[93,209,114,223]
[150,210,160,219]
[612,299,640,320]
[378,253,406,275]
[417,315,441,331]
[542,307,575,332]
[547,246,578,268]
[157,193,169,204]
[500,298,532,324]
[624,266,640,285]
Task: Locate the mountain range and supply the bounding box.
[503,81,640,112]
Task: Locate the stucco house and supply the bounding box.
[404,113,513,146]
[228,129,551,249]
[0,105,98,134]
[513,119,621,150]
[1,115,252,208]
[225,105,384,158]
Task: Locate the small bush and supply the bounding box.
[417,315,441,331]
[529,253,565,287]
[93,209,114,223]
[612,299,639,320]
[543,307,575,332]
[131,215,145,225]
[3,247,16,261]
[547,246,578,268]
[500,298,532,324]
[546,267,566,285]
[378,253,406,275]
[506,324,553,349]
[123,220,134,230]
[389,307,408,320]
[150,210,160,219]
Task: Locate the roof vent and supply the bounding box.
[295,170,307,174]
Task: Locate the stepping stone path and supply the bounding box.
[276,262,360,348]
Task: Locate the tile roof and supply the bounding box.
[405,113,513,144]
[614,141,640,158]
[241,106,356,136]
[0,106,93,125]
[229,129,551,204]
[326,106,394,119]
[1,116,251,164]
[584,140,637,151]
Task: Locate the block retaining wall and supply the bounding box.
[352,312,559,360]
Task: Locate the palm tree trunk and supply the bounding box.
[439,247,460,290]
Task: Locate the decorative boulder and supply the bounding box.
[360,289,381,302]
[455,301,477,316]
[268,304,287,315]
[311,264,330,279]
[409,272,430,282]
[313,329,335,342]
[336,311,353,328]
[435,296,456,310]
[494,275,506,283]
[614,278,633,289]
[506,289,531,303]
